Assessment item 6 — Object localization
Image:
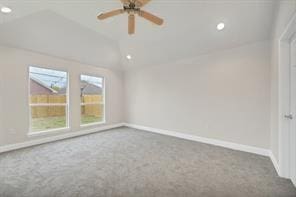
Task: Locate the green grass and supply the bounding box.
[31,116,66,132]
[31,115,103,132]
[81,116,103,125]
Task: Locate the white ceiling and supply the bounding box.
[0,0,277,69]
[0,10,121,69]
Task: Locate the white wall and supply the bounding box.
[0,10,122,70]
[124,41,271,149]
[270,1,296,162]
[0,46,124,146]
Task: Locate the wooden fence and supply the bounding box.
[81,95,103,118]
[30,95,103,118]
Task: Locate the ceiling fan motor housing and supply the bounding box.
[124,2,140,14]
[97,0,163,34]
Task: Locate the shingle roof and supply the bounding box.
[58,81,102,95]
[80,81,102,95]
[30,76,58,94]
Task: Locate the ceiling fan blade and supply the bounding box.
[128,14,135,35]
[97,9,124,20]
[135,0,151,7]
[139,10,163,25]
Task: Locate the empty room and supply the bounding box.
[0,0,296,196]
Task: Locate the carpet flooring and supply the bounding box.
[0,127,295,197]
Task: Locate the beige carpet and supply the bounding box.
[0,127,295,197]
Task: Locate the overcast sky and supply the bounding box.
[29,66,103,88]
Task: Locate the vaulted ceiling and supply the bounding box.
[0,0,277,70]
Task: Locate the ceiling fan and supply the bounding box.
[97,0,164,35]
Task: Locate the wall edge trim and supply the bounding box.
[0,123,124,154]
[124,123,270,156]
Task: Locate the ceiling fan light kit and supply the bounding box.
[97,0,164,35]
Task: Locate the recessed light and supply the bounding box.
[217,23,225,31]
[126,55,132,60]
[1,6,12,14]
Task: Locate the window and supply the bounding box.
[80,75,105,125]
[29,66,68,133]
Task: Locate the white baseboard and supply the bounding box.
[0,122,281,178]
[124,123,285,176]
[0,123,124,154]
[124,123,270,156]
[269,151,281,176]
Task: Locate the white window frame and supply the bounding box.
[80,74,106,127]
[28,66,70,136]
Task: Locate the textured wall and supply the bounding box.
[124,41,271,149]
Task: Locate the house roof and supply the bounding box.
[57,81,102,95]
[30,76,58,94]
[80,81,102,95]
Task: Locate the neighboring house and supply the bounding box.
[30,76,58,95]
[80,81,102,95]
[58,81,102,95]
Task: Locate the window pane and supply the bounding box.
[29,66,68,133]
[81,104,104,125]
[30,106,67,132]
[30,95,67,104]
[80,75,104,125]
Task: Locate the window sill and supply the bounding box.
[28,127,70,137]
[80,121,106,128]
